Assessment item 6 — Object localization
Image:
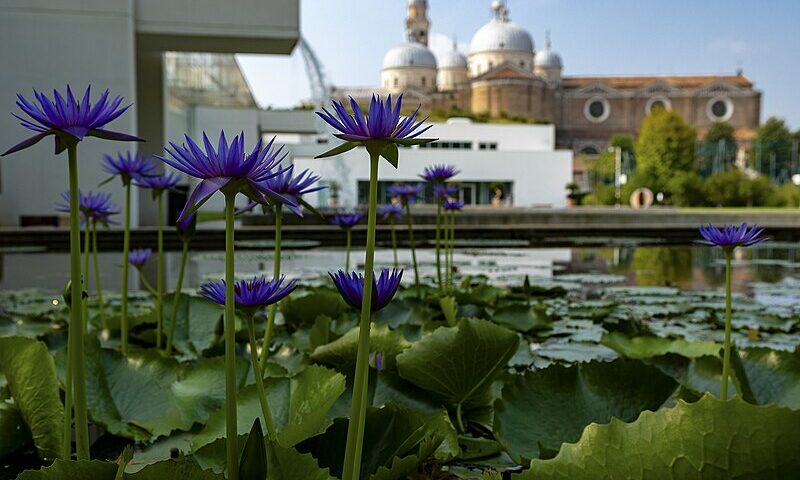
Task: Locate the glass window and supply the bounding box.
[711,100,727,118]
[588,101,605,119]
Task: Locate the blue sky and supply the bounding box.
[237,0,800,129]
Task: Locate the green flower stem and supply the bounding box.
[721,250,733,400]
[155,194,164,349]
[166,239,189,355]
[67,144,90,460]
[121,181,132,355]
[138,271,157,297]
[435,200,443,292]
[456,402,466,434]
[341,151,380,480]
[404,201,420,297]
[448,209,456,292]
[92,220,106,330]
[442,209,450,290]
[345,228,352,272]
[223,193,239,480]
[82,218,91,332]
[260,204,282,375]
[390,217,398,269]
[246,314,277,439]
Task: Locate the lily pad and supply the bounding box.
[296,402,445,480]
[311,324,411,375]
[494,359,677,463]
[518,395,800,479]
[191,365,345,451]
[601,332,721,359]
[396,318,519,410]
[0,337,62,460]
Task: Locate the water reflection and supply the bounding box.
[0,243,798,292]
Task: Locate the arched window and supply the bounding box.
[393,77,398,87]
[421,76,427,87]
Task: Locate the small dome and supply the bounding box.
[438,46,467,69]
[408,0,427,5]
[535,34,562,68]
[470,2,534,54]
[383,42,437,69]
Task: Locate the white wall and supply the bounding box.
[0,0,138,225]
[430,121,556,151]
[295,147,572,208]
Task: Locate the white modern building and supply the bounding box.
[293,118,573,208]
[0,0,299,226]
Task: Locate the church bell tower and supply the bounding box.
[406,0,430,45]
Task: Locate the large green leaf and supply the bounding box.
[601,332,720,359]
[296,402,444,480]
[517,395,800,479]
[69,339,231,440]
[266,442,336,480]
[494,359,677,463]
[192,365,345,451]
[0,399,30,457]
[311,324,411,375]
[0,337,62,460]
[735,347,800,409]
[280,290,347,329]
[162,294,222,357]
[396,318,519,410]
[645,354,732,399]
[16,458,223,479]
[492,304,552,332]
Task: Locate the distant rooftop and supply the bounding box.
[562,73,753,89]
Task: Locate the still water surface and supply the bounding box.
[1,242,798,294]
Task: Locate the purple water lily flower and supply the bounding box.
[155,132,296,220]
[317,95,432,143]
[378,204,404,220]
[128,248,152,269]
[256,165,325,216]
[200,275,296,311]
[387,184,424,204]
[103,151,159,184]
[697,223,769,249]
[433,184,459,199]
[329,268,403,312]
[420,164,459,183]
[136,171,181,198]
[57,190,119,223]
[3,85,143,156]
[176,212,197,240]
[443,199,464,211]
[330,213,363,230]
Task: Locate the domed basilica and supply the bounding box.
[333,0,761,155]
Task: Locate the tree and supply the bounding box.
[704,122,735,145]
[704,169,774,207]
[631,109,697,197]
[668,171,707,207]
[751,117,793,176]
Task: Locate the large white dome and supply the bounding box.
[438,47,467,69]
[382,42,437,69]
[470,1,533,54]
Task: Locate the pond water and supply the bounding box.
[1,241,798,295]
